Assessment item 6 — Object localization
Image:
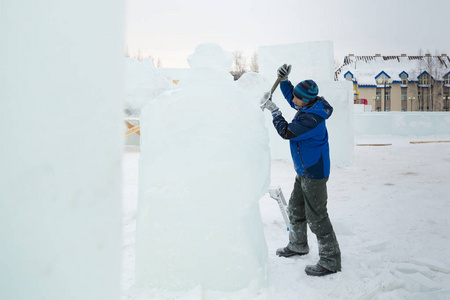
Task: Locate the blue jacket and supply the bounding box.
[272,80,333,179]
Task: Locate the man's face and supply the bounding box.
[293,95,308,108]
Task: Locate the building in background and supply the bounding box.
[335,54,450,112]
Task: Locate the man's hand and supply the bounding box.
[260,92,279,111]
[265,99,280,114]
[277,64,292,81]
[260,92,282,117]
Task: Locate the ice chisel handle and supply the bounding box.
[270,76,282,95]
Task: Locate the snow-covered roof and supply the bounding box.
[335,55,450,86]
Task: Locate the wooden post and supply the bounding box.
[356,144,392,146]
[125,124,141,136]
[124,120,140,136]
[410,141,450,144]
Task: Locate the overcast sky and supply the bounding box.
[125,0,449,68]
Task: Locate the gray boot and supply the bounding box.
[305,264,338,276]
[276,247,308,257]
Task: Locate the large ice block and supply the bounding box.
[0,1,124,300]
[319,80,354,165]
[136,44,270,292]
[354,112,450,136]
[259,41,335,83]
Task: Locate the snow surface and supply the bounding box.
[122,135,450,299]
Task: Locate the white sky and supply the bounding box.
[125,0,450,68]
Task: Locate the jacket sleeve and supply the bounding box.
[272,112,325,141]
[280,80,296,109]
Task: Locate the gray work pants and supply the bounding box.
[287,175,341,272]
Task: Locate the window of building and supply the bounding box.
[419,73,430,86]
[425,93,432,111]
[444,89,449,111]
[385,90,391,111]
[401,91,407,111]
[375,90,381,101]
[445,74,450,86]
[344,71,354,82]
[377,73,390,85]
[386,90,391,102]
[401,73,408,85]
[375,90,381,111]
[418,91,423,111]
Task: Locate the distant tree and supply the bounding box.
[410,49,447,111]
[231,50,247,80]
[127,49,159,66]
[146,54,153,66]
[249,51,259,73]
[136,49,143,62]
[409,49,424,111]
[427,50,447,111]
[334,57,342,71]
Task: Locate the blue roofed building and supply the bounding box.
[335,54,450,112]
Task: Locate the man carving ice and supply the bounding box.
[261,64,341,276]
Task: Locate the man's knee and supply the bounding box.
[287,205,306,224]
[307,215,332,235]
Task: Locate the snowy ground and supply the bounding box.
[122,135,450,300]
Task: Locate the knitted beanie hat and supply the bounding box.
[294,80,319,103]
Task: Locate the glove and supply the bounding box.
[260,92,282,116]
[265,100,280,115]
[260,92,274,111]
[277,64,292,81]
[260,92,280,113]
[262,97,279,112]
